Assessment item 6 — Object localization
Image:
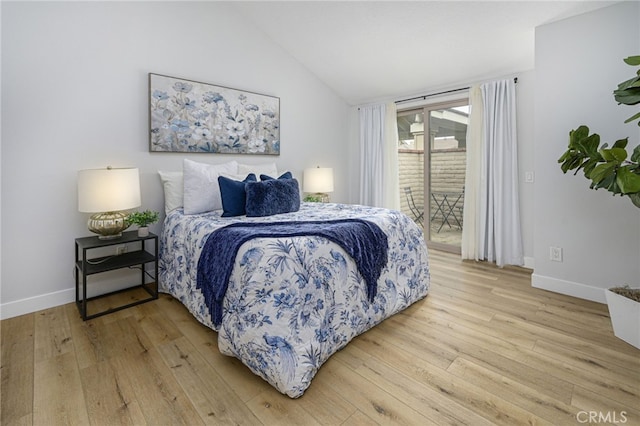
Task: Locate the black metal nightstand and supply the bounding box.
[74,230,158,320]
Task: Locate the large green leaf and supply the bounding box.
[616,76,640,91]
[624,111,640,125]
[582,158,600,178]
[631,145,640,163]
[614,74,640,106]
[616,167,640,194]
[590,162,617,184]
[612,138,628,149]
[592,173,619,193]
[599,147,627,162]
[614,92,640,106]
[559,158,571,173]
[623,55,640,66]
[565,156,584,174]
[608,177,622,194]
[629,192,640,208]
[577,133,600,156]
[558,150,571,163]
[569,126,589,147]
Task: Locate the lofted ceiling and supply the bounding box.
[233,1,617,105]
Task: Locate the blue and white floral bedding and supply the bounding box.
[159,202,430,398]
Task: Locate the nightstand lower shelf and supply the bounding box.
[75,231,159,320]
[76,282,158,320]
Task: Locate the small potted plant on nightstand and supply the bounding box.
[303,194,324,203]
[127,210,160,237]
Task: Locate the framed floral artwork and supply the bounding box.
[149,73,280,155]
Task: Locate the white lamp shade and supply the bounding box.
[303,167,334,193]
[78,167,141,213]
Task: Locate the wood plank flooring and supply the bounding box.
[2,250,639,425]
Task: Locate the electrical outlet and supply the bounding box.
[549,246,563,262]
[116,245,127,255]
[525,171,535,183]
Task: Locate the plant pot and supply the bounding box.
[605,288,640,349]
[137,226,149,237]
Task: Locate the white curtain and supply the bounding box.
[461,85,484,260]
[359,103,400,209]
[383,102,401,210]
[462,79,523,267]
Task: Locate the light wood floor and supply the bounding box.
[2,250,639,425]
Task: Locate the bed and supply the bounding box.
[158,201,430,398]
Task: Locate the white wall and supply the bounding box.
[515,70,536,268]
[533,2,640,302]
[0,0,3,316]
[0,2,349,318]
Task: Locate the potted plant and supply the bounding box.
[558,55,640,348]
[127,210,160,237]
[303,194,324,203]
[605,286,640,349]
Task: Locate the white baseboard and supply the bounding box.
[1,269,148,320]
[531,273,606,304]
[523,256,535,270]
[1,287,74,320]
[3,267,603,319]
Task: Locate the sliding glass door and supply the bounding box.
[397,99,469,253]
[427,101,468,251]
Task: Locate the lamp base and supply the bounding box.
[88,211,131,239]
[97,234,123,241]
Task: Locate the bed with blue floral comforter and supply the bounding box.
[159,202,430,398]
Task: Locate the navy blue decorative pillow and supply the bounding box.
[218,173,257,217]
[245,178,301,217]
[260,171,293,181]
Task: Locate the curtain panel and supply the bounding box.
[461,86,484,260]
[358,103,400,209]
[462,79,523,267]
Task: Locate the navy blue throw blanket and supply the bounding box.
[197,219,388,327]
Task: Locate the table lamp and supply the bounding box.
[77,166,141,239]
[303,167,334,203]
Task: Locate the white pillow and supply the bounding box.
[158,171,183,214]
[237,162,278,178]
[183,159,238,214]
[218,171,256,181]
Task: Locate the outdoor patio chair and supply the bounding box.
[404,187,424,224]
